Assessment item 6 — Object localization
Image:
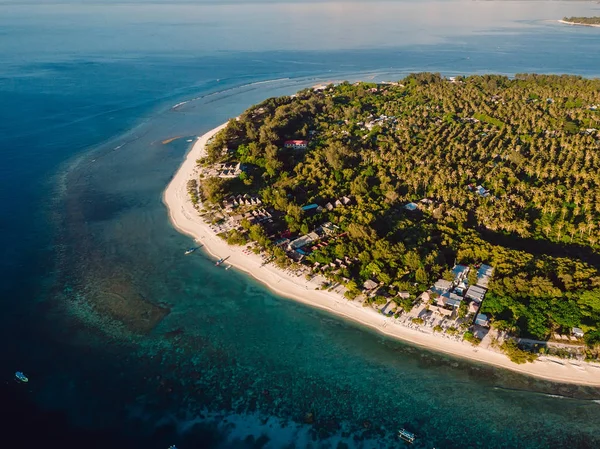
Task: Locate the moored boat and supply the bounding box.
[215,256,229,266]
[184,247,196,255]
[15,371,28,383]
[398,428,415,443]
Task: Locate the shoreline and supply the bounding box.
[163,123,600,387]
[558,19,600,28]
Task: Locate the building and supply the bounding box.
[572,327,585,338]
[468,301,480,314]
[288,232,319,250]
[454,281,468,297]
[363,279,379,291]
[320,222,338,235]
[452,264,469,282]
[301,203,320,212]
[476,185,490,197]
[284,140,308,149]
[381,300,397,316]
[216,162,243,178]
[432,279,452,296]
[465,285,486,303]
[475,313,489,327]
[439,292,463,308]
[476,264,494,288]
[431,305,453,316]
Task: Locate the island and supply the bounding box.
[164,74,600,385]
[560,16,600,27]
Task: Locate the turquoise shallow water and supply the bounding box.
[2,2,600,448]
[43,77,600,449]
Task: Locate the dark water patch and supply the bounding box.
[92,289,170,335]
[0,382,141,449]
[76,189,134,223]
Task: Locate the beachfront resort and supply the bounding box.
[189,162,593,365]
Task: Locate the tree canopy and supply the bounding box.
[204,74,600,341]
[563,16,600,25]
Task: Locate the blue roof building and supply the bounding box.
[475,313,489,326]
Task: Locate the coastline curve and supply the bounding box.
[163,122,600,387]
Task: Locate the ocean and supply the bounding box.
[1,1,600,448]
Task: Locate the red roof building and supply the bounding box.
[284,140,308,149]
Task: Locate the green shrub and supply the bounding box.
[463,331,482,346]
[226,229,248,245]
[501,340,538,364]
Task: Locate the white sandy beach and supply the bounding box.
[164,123,600,387]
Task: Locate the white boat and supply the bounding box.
[15,371,28,383]
[184,247,196,255]
[225,264,232,270]
[398,428,415,443]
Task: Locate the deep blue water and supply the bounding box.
[1,2,600,448]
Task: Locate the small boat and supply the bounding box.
[15,371,28,383]
[184,247,196,255]
[225,264,232,270]
[398,428,415,443]
[215,258,225,266]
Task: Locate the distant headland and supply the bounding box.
[559,16,600,27]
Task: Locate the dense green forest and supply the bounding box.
[563,16,600,25]
[203,74,600,346]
